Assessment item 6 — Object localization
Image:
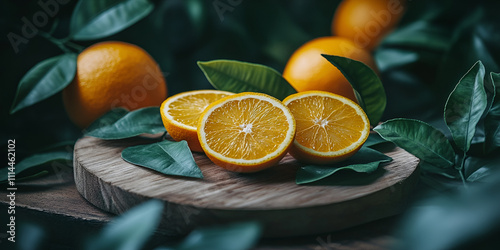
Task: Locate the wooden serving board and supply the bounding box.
[74,135,419,238]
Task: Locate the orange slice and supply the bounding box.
[282,91,370,164]
[160,90,233,152]
[198,92,296,173]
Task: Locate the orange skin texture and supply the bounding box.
[63,41,167,128]
[282,36,376,102]
[332,0,407,50]
[160,105,202,152]
[205,142,293,173]
[289,144,360,165]
[160,91,230,153]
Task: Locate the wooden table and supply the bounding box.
[0,169,403,249]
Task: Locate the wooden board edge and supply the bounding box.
[74,144,421,238]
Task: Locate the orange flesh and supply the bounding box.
[286,95,366,152]
[203,98,291,160]
[168,92,230,128]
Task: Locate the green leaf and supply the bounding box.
[10,53,77,114]
[467,166,493,183]
[197,60,296,100]
[364,133,389,148]
[434,15,499,99]
[296,147,392,185]
[85,107,129,130]
[85,199,163,250]
[484,72,500,152]
[85,107,165,140]
[381,21,452,52]
[444,61,487,153]
[121,140,203,179]
[464,155,500,182]
[167,222,261,250]
[374,118,455,168]
[1,146,73,183]
[322,55,386,126]
[374,48,419,72]
[70,0,154,41]
[418,161,460,180]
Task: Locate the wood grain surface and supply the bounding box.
[73,136,419,237]
[0,172,402,249]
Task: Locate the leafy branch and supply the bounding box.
[7,0,155,182]
[374,61,500,189]
[10,0,155,115]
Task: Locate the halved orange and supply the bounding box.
[282,91,370,164]
[198,92,296,173]
[160,90,233,152]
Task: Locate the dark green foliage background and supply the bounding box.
[1,1,500,249]
[2,0,340,157]
[2,0,500,158]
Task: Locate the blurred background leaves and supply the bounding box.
[395,168,500,250]
[1,0,499,192]
[2,0,500,249]
[0,0,341,162]
[1,0,499,194]
[3,0,500,148]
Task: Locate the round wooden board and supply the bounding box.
[74,136,419,238]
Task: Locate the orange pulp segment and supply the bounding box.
[283,91,370,164]
[198,92,296,173]
[160,90,233,152]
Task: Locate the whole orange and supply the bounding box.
[63,41,167,128]
[282,36,376,102]
[332,0,406,50]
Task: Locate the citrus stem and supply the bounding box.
[47,18,59,35]
[458,152,468,189]
[38,30,84,54]
[64,40,85,53]
[38,31,71,53]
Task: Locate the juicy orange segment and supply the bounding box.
[283,91,370,164]
[198,92,296,173]
[160,90,233,152]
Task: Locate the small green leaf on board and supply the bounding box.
[296,147,392,185]
[121,140,203,179]
[364,133,390,148]
[85,107,165,140]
